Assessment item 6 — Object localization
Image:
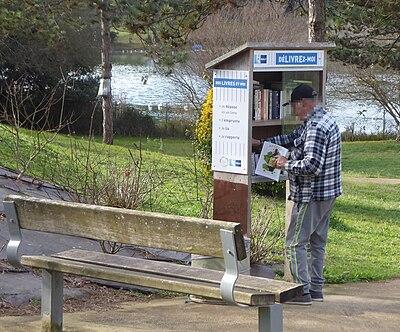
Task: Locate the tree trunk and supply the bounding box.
[100,0,113,145]
[308,0,325,42]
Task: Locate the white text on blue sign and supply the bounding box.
[276,52,318,65]
[214,78,247,89]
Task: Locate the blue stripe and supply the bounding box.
[276,52,318,65]
[213,78,247,89]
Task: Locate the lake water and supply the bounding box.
[111,53,396,134]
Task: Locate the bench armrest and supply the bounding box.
[4,201,23,268]
[219,229,240,305]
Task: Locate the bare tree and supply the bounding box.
[352,69,400,139]
[328,64,400,139]
[167,2,308,108]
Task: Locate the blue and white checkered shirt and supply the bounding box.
[268,106,342,203]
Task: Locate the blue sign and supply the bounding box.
[276,52,318,65]
[214,78,247,89]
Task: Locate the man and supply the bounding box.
[253,84,342,305]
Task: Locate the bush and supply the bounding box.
[194,88,213,164]
[251,205,284,265]
[63,76,103,135]
[341,131,398,142]
[252,181,286,199]
[114,104,157,137]
[157,119,193,138]
[194,88,286,198]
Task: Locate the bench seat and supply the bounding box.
[22,249,301,306]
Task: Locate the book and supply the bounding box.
[255,142,289,181]
[271,90,280,119]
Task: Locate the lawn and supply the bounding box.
[326,181,400,282]
[0,127,399,283]
[342,140,400,178]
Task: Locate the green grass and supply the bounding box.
[111,28,144,47]
[0,126,203,217]
[325,181,400,283]
[342,140,400,178]
[106,136,195,158]
[0,127,399,283]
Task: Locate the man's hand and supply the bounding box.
[252,138,262,148]
[275,156,288,169]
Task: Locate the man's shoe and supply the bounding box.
[286,293,312,305]
[310,289,324,302]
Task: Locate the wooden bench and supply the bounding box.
[4,194,302,332]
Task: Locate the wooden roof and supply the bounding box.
[205,42,335,69]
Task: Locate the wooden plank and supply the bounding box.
[21,255,274,306]
[4,195,246,259]
[53,249,302,303]
[213,180,249,235]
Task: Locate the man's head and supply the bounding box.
[290,84,318,120]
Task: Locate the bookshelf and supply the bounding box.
[252,119,282,126]
[205,42,334,236]
[251,70,323,183]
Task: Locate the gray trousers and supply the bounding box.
[286,198,335,294]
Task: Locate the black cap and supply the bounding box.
[291,84,317,102]
[283,84,317,106]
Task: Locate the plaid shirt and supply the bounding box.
[268,106,342,203]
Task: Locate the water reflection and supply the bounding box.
[110,54,396,134]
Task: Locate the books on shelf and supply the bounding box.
[255,142,289,182]
[252,85,283,122]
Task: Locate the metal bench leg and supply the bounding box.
[258,304,283,332]
[42,270,63,332]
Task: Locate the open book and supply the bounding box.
[255,142,289,181]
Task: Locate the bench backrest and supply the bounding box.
[4,195,246,260]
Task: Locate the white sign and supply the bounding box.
[212,70,249,174]
[254,50,324,71]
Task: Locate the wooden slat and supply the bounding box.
[53,249,302,303]
[21,255,274,306]
[4,195,246,259]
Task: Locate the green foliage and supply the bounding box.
[113,105,192,138]
[252,181,286,199]
[195,89,213,164]
[114,106,157,137]
[0,130,399,283]
[0,0,100,82]
[114,0,248,67]
[342,132,398,142]
[0,0,101,134]
[278,1,399,69]
[328,0,400,70]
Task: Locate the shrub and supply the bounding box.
[114,104,157,137]
[157,119,193,138]
[341,131,398,142]
[194,88,213,164]
[252,181,286,199]
[251,205,284,265]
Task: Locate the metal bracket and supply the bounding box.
[219,229,239,305]
[4,201,22,268]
